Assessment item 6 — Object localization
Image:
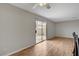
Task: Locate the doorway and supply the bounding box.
[36,21,46,44]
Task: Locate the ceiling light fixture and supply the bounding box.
[33,3,51,9]
[39,3,47,7]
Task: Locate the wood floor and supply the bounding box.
[11,37,74,56]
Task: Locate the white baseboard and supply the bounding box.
[5,44,35,56]
[56,34,73,38]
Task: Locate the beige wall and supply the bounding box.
[0,4,55,55]
[56,20,79,38]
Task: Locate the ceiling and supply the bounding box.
[10,3,79,22]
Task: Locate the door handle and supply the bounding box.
[35,30,37,33]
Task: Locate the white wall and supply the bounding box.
[0,4,55,55]
[0,3,36,55]
[47,21,56,39]
[56,20,79,38]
